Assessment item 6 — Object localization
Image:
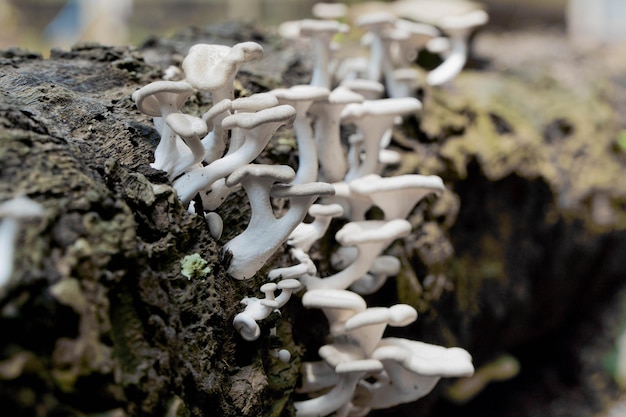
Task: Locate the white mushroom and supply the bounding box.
[228,93,280,154]
[199,94,282,208]
[301,219,412,290]
[164,112,208,179]
[173,104,297,205]
[341,98,422,181]
[339,78,385,100]
[426,10,488,86]
[271,85,330,184]
[342,304,418,355]
[201,98,233,164]
[356,12,396,83]
[132,80,194,174]
[294,358,383,417]
[287,203,344,253]
[349,174,445,220]
[309,86,364,183]
[312,2,349,20]
[302,289,367,336]
[349,255,402,295]
[366,337,474,409]
[268,251,317,281]
[0,196,44,288]
[182,42,264,103]
[299,19,349,89]
[223,165,334,279]
[232,278,301,341]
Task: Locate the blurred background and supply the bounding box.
[0,0,576,54]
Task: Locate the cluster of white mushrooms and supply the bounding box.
[132,1,485,415]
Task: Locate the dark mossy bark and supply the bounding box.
[1,22,625,417]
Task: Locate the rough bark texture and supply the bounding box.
[1,22,625,417]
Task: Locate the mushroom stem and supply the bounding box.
[426,33,467,86]
[173,104,296,205]
[294,372,363,417]
[302,220,411,290]
[223,166,333,280]
[294,360,383,417]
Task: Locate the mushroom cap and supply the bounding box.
[0,196,44,219]
[271,85,330,104]
[356,11,397,30]
[232,93,279,112]
[300,19,349,37]
[260,282,278,293]
[227,41,265,65]
[393,67,421,82]
[340,78,385,99]
[202,99,233,126]
[326,86,365,105]
[166,113,208,138]
[319,343,365,368]
[335,219,412,246]
[270,182,336,199]
[379,149,402,165]
[336,359,384,375]
[277,278,302,290]
[225,164,296,187]
[373,337,474,377]
[182,42,263,92]
[350,174,445,195]
[344,304,417,331]
[341,98,422,122]
[393,0,484,26]
[308,203,344,218]
[205,211,223,240]
[312,2,349,20]
[132,80,194,117]
[233,313,261,341]
[369,255,401,275]
[221,104,296,130]
[439,9,488,32]
[302,288,367,312]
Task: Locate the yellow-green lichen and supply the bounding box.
[180,253,212,280]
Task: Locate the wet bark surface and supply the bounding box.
[1,22,625,417]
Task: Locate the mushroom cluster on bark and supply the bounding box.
[131,3,482,414]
